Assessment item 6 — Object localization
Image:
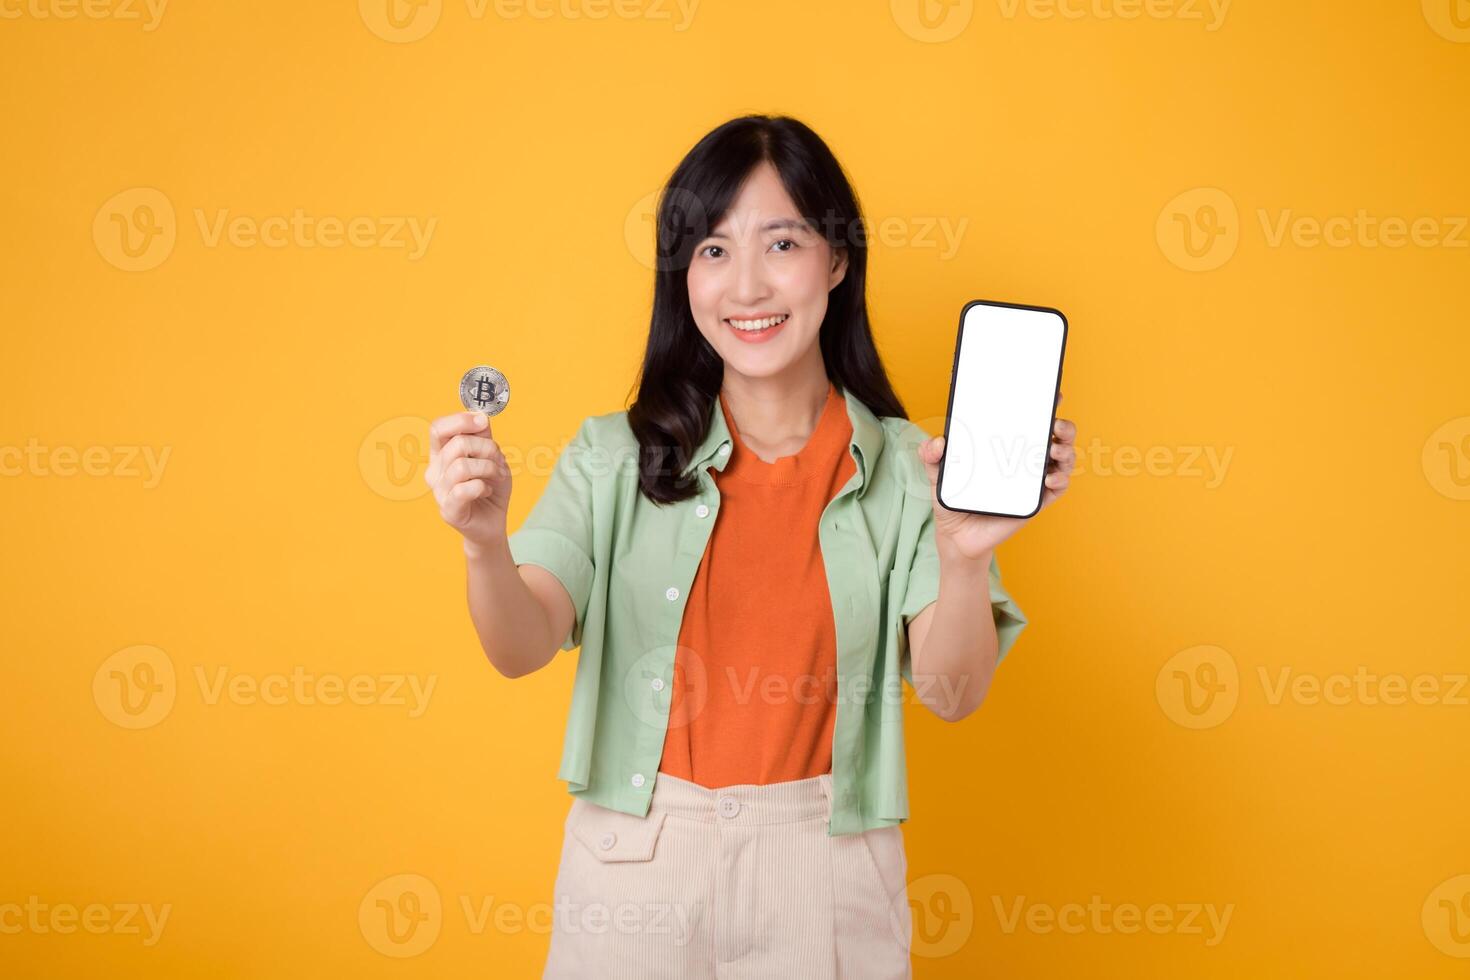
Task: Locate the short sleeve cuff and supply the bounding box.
[900,554,940,688]
[508,527,595,651]
[899,554,1029,686]
[989,574,1028,666]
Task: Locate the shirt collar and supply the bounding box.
[688,382,886,491]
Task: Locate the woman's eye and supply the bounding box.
[699,245,725,259]
[771,239,797,252]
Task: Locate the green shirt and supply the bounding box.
[507,382,1028,836]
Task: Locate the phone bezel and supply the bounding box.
[935,298,1069,519]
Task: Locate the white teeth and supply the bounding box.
[727,314,789,331]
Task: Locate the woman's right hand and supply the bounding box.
[426,411,513,551]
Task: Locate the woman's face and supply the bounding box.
[686,160,847,380]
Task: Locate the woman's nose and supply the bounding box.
[731,250,770,303]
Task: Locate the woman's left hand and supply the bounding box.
[916,394,1076,561]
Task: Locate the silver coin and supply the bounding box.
[459,365,511,416]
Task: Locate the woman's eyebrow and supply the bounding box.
[760,218,814,232]
[705,217,817,239]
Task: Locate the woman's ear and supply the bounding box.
[828,246,849,291]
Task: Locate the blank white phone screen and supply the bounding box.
[938,303,1066,517]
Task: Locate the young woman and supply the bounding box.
[427,115,1076,979]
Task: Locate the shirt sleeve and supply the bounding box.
[898,503,1029,688]
[507,417,598,652]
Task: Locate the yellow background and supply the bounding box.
[3,0,1468,976]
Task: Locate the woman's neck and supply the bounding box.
[719,364,832,464]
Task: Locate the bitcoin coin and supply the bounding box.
[459,365,510,416]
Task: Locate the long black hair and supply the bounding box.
[626,114,910,505]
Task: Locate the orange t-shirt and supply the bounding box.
[657,381,856,788]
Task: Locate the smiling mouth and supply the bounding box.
[724,313,790,333]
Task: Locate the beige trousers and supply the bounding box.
[542,771,912,979]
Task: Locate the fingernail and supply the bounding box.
[473,413,487,427]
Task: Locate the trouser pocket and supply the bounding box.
[545,800,693,980]
[860,825,912,951]
[831,825,913,979]
[565,797,669,863]
[859,826,908,902]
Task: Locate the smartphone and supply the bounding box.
[936,299,1068,519]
